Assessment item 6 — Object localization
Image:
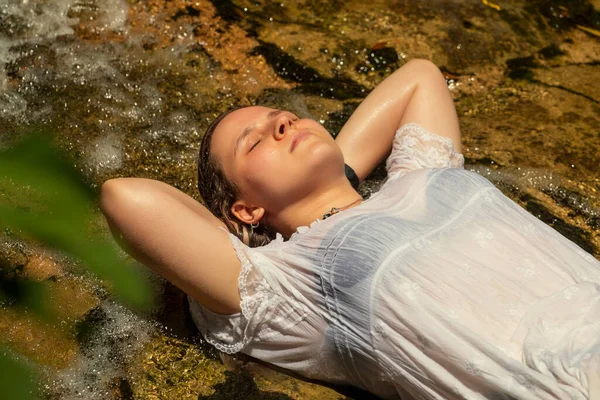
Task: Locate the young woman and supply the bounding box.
[100,59,600,399]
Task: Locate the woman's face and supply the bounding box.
[210,106,345,213]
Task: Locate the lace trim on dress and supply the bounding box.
[190,301,244,354]
[191,229,276,354]
[396,123,463,158]
[288,218,323,242]
[386,123,464,179]
[229,231,261,322]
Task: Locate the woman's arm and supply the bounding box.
[100,178,242,315]
[335,59,461,181]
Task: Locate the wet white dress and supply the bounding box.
[189,123,600,400]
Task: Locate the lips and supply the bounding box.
[290,131,310,152]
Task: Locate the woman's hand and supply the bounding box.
[335,59,461,181]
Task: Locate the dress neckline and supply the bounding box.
[287,193,378,241]
[289,217,323,241]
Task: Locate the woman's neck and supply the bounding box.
[269,180,363,238]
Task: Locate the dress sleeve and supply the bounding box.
[385,123,464,178]
[188,230,306,354]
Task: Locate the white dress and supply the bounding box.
[189,123,600,400]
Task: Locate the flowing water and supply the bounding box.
[1,0,599,398]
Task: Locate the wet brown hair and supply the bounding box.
[197,106,276,247]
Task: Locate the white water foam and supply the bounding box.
[0,0,129,121]
[0,0,74,120]
[44,299,155,400]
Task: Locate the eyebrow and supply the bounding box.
[233,109,282,156]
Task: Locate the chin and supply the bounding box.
[305,139,343,164]
[301,147,345,183]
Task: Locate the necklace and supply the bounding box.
[322,198,363,220]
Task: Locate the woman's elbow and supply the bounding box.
[99,178,140,220]
[403,58,439,70]
[100,178,121,215]
[394,58,444,82]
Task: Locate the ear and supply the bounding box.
[231,200,265,225]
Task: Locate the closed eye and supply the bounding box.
[249,140,261,152]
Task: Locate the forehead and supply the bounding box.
[216,106,273,140]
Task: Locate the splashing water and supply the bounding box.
[0,0,205,185]
[43,300,155,399]
[0,0,129,121]
[470,165,600,228]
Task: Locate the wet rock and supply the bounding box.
[534,64,600,104]
[355,47,399,74]
[541,186,600,230]
[0,238,28,275]
[251,40,367,99]
[322,100,360,136]
[151,280,199,341]
[1,0,599,399]
[208,0,244,24]
[46,300,154,400]
[128,334,227,398]
[47,275,100,321]
[22,254,62,282]
[172,5,201,20]
[128,334,347,399]
[506,55,538,80]
[523,194,596,254]
[254,88,314,119]
[538,43,566,59]
[528,0,600,32]
[0,306,77,369]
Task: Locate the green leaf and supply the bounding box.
[0,275,53,318]
[69,239,153,309]
[0,350,40,400]
[0,133,94,216]
[0,131,152,309]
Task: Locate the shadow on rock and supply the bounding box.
[197,370,295,400]
[153,279,201,341]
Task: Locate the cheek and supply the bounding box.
[306,121,333,139]
[241,150,283,188]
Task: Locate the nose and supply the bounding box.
[274,115,296,139]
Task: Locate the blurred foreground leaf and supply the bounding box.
[0,349,39,400]
[0,132,152,309]
[0,273,52,317]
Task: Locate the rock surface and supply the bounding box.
[0,0,598,398]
